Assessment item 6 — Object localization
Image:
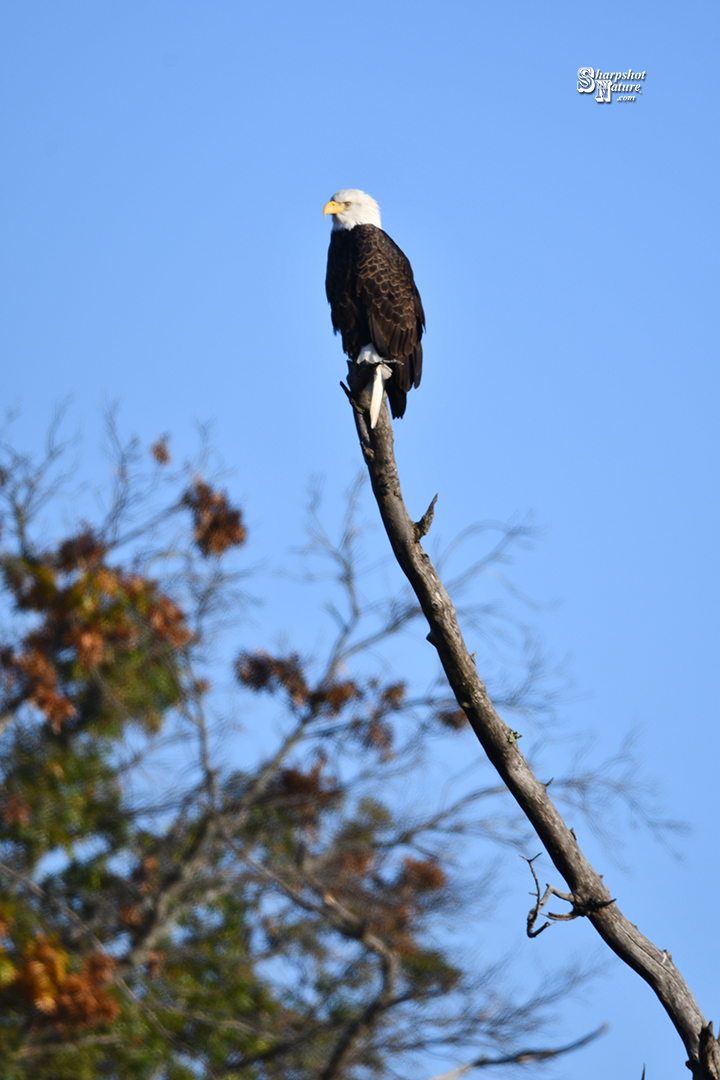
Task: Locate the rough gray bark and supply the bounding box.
[345,381,719,1080]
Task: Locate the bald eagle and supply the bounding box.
[324,189,425,428]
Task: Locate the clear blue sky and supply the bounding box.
[1,2,718,1076]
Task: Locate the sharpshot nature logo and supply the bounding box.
[578,68,646,103]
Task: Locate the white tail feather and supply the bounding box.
[369,364,392,428]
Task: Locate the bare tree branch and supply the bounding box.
[423,1024,608,1079]
[346,383,720,1080]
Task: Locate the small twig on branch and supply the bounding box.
[523,853,579,937]
[524,853,554,937]
[414,494,438,541]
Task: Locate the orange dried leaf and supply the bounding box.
[150,436,170,464]
[183,479,246,557]
[17,649,75,732]
[401,857,447,892]
[312,680,360,715]
[362,717,394,760]
[381,682,406,709]
[56,530,106,572]
[2,792,32,827]
[236,651,308,706]
[75,628,105,669]
[437,707,468,731]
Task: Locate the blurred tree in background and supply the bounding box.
[0,417,651,1079]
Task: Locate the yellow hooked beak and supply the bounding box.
[323,200,343,216]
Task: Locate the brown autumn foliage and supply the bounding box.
[400,857,447,893]
[6,935,119,1032]
[15,648,75,733]
[150,436,171,465]
[183,477,247,557]
[1,543,195,734]
[236,650,310,706]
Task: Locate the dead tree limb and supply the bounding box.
[424,1023,608,1079]
[347,389,719,1080]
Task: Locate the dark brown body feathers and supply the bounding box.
[326,224,424,419]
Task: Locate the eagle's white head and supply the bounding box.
[323,189,382,231]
